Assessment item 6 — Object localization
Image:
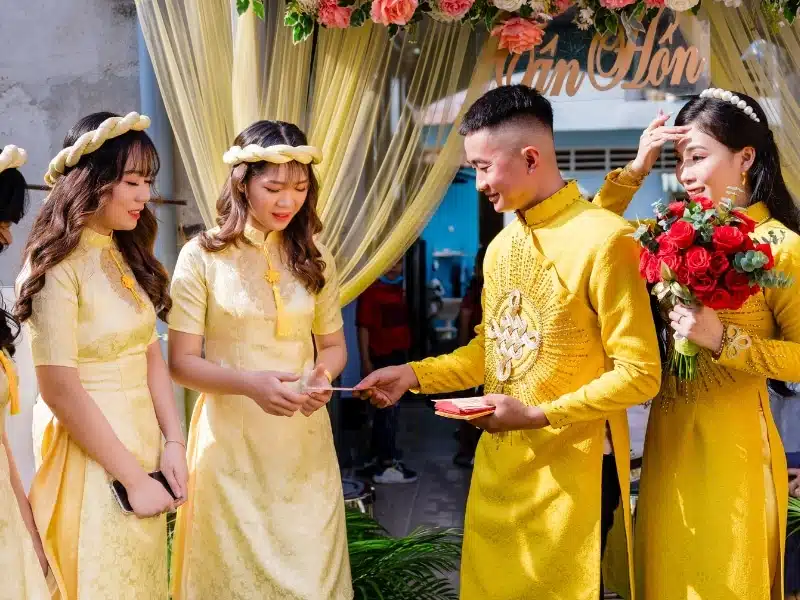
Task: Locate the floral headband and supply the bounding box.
[699,88,761,123]
[45,112,151,186]
[223,144,323,167]
[0,145,27,174]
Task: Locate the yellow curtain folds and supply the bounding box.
[704,1,800,207]
[135,0,495,305]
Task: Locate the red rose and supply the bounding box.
[741,236,756,252]
[656,233,679,257]
[689,272,717,294]
[697,196,714,210]
[704,288,735,310]
[639,250,651,278]
[712,226,746,253]
[668,201,688,218]
[723,269,751,293]
[660,254,684,279]
[640,252,662,284]
[732,210,757,234]
[708,251,730,277]
[755,243,775,270]
[667,220,696,249]
[685,246,711,275]
[675,263,690,285]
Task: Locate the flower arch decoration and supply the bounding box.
[238,0,800,53]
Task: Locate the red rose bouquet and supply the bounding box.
[634,189,793,380]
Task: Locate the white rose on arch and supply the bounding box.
[493,0,526,12]
[664,0,700,11]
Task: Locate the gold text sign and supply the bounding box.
[495,8,706,96]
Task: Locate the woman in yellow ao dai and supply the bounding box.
[0,147,50,599]
[15,113,187,599]
[168,121,352,600]
[595,94,800,599]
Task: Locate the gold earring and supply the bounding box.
[741,171,748,189]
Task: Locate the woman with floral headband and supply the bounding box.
[0,145,50,598]
[168,120,351,599]
[15,113,188,599]
[595,91,800,599]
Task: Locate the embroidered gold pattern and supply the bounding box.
[723,325,752,359]
[484,231,589,408]
[487,289,542,382]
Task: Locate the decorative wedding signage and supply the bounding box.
[495,9,709,97]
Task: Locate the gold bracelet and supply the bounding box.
[323,369,333,384]
[165,439,186,449]
[711,326,728,360]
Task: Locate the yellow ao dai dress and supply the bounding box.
[21,228,167,599]
[0,351,50,600]
[168,224,352,600]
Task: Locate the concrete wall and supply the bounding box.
[0,0,140,487]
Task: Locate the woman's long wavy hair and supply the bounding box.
[15,112,172,323]
[0,166,29,356]
[674,92,799,395]
[200,120,326,294]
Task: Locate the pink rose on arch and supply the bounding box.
[437,0,475,20]
[491,17,546,55]
[644,0,665,6]
[599,0,637,8]
[371,0,419,25]
[318,0,353,28]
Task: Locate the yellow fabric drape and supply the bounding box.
[135,0,494,305]
[704,0,800,208]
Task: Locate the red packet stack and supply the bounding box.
[433,397,495,420]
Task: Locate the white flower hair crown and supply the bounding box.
[699,88,761,123]
[45,112,152,186]
[0,145,27,174]
[223,144,323,167]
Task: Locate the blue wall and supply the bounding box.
[419,168,480,299]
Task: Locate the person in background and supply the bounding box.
[453,246,485,469]
[356,258,418,484]
[0,144,50,598]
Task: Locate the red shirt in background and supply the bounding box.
[356,280,411,358]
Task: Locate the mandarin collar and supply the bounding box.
[745,201,770,226]
[517,181,581,228]
[80,227,113,248]
[243,221,279,246]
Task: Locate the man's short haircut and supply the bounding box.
[459,85,554,136]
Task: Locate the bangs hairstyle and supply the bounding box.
[200,120,326,294]
[15,111,172,324]
[676,92,799,235]
[0,167,29,355]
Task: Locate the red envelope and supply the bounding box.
[433,398,495,420]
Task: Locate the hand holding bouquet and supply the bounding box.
[635,189,793,380]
